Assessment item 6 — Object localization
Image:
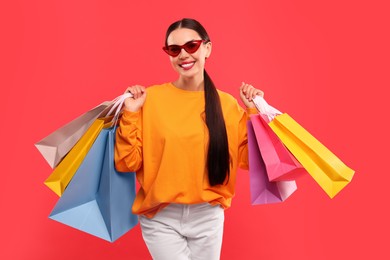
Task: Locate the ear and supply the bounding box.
[205,41,212,59]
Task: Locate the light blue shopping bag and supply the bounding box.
[49,127,138,242]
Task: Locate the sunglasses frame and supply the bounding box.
[162,40,206,57]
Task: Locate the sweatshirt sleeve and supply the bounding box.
[237,107,258,170]
[114,109,143,172]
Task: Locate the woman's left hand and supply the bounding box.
[239,82,264,108]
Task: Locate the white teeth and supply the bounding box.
[181,62,194,68]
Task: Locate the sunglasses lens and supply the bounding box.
[184,41,202,53]
[167,46,181,56]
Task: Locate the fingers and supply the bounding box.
[240,82,264,101]
[125,85,146,99]
[123,85,147,112]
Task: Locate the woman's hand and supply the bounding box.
[239,82,264,108]
[123,85,147,112]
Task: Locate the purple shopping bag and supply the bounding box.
[250,114,307,181]
[247,120,297,204]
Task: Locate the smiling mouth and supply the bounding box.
[179,62,195,70]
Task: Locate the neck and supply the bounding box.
[174,73,204,91]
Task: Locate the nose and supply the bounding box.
[178,48,189,59]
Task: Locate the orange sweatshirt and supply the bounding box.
[114,82,257,218]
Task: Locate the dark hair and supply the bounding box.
[165,18,230,186]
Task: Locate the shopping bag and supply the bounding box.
[35,101,110,168]
[49,126,138,242]
[43,93,133,197]
[250,114,307,181]
[269,113,355,198]
[44,119,105,196]
[247,120,297,204]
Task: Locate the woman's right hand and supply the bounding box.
[123,85,146,112]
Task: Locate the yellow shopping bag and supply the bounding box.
[269,113,355,198]
[44,119,105,196]
[43,93,132,197]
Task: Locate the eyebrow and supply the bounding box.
[167,39,201,46]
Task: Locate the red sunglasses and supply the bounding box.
[162,40,206,57]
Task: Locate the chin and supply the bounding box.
[178,66,202,78]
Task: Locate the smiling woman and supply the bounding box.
[164,26,211,88]
[114,18,263,260]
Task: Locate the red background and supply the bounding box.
[1,0,389,259]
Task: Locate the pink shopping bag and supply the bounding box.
[250,114,306,181]
[247,120,297,204]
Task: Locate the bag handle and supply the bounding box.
[252,96,282,122]
[105,92,134,127]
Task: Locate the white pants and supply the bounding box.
[139,203,225,260]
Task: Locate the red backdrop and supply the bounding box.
[1,0,389,259]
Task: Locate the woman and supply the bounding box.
[115,18,263,260]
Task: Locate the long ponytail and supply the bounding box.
[165,18,230,186]
[204,70,230,185]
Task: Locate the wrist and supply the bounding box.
[124,106,141,113]
[245,102,256,109]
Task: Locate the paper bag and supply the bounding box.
[44,119,105,196]
[49,127,138,242]
[35,102,110,168]
[43,93,133,196]
[251,114,306,181]
[247,120,297,204]
[269,113,355,198]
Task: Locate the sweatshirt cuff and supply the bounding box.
[246,107,258,115]
[121,109,141,124]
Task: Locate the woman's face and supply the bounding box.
[166,28,212,80]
